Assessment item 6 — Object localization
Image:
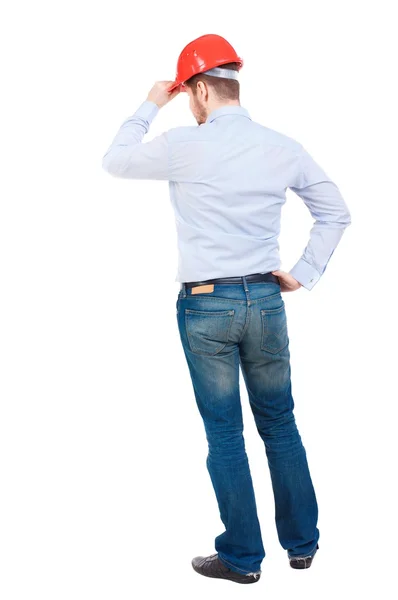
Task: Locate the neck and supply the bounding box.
[208,100,240,114]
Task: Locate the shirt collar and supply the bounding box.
[206,105,251,124]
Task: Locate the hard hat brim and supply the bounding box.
[168,81,186,93]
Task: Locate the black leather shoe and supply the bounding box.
[192,553,261,584]
[289,544,319,569]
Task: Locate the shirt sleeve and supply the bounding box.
[288,147,352,290]
[102,100,170,180]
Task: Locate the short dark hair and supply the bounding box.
[184,62,240,101]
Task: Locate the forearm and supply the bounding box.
[289,216,351,290]
[102,100,159,177]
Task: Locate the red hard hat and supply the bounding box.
[168,34,243,92]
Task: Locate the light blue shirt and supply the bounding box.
[102,101,351,290]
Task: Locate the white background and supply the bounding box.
[1,1,397,598]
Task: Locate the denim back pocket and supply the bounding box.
[185,308,235,356]
[260,305,289,354]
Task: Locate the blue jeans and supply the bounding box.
[176,276,319,575]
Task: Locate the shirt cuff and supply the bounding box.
[134,100,159,125]
[289,258,321,291]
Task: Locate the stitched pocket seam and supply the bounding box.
[260,307,288,354]
[185,309,235,356]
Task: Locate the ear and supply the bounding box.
[197,80,208,100]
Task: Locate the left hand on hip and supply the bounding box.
[272,270,302,292]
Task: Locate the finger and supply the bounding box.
[168,87,181,100]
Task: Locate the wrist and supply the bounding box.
[146,96,161,108]
[134,100,160,126]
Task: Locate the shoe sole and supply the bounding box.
[193,570,260,584]
[192,562,261,584]
[290,558,313,569]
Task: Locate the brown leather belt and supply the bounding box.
[183,272,280,289]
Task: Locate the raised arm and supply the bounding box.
[102,81,181,180]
